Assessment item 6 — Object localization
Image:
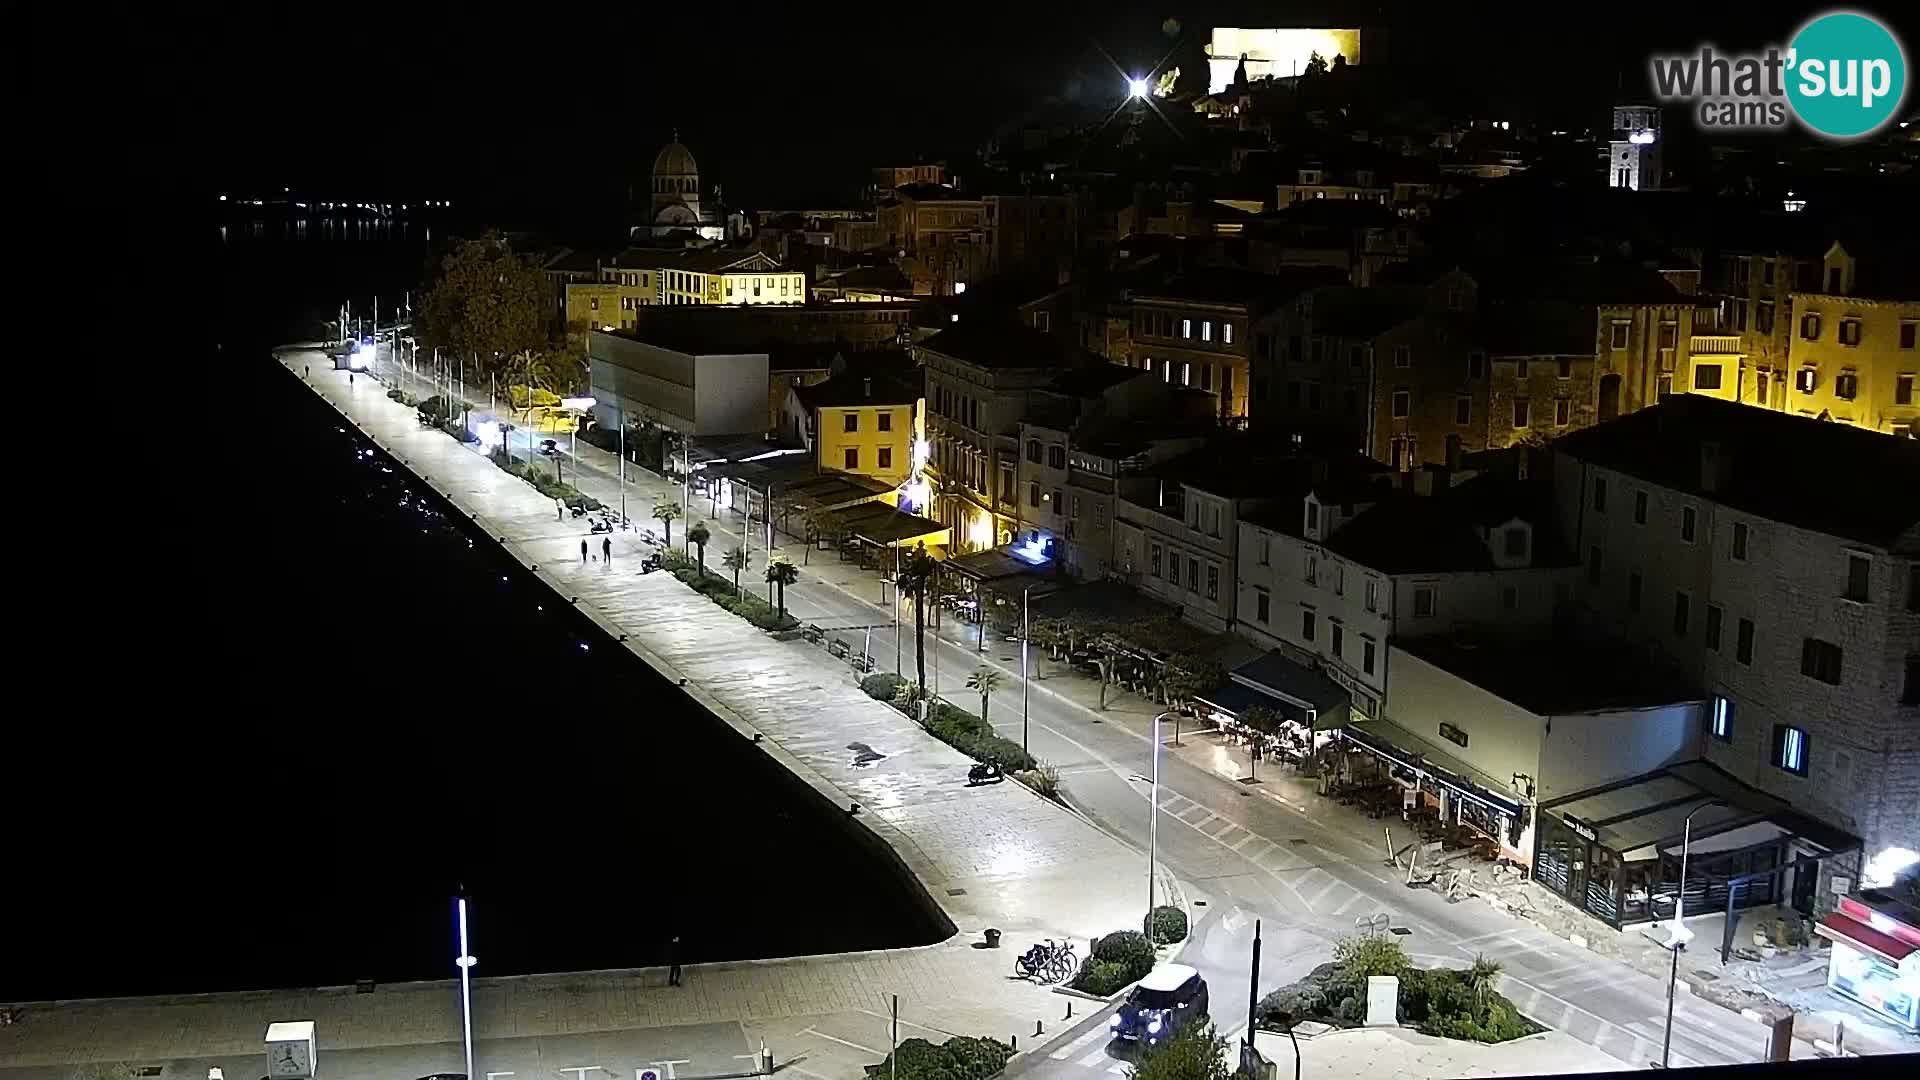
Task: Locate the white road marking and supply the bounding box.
[1051,1026,1112,1060]
[799,1028,883,1056]
[1230,832,1259,852]
[1076,1047,1111,1067]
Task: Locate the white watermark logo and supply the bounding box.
[1649,10,1907,139]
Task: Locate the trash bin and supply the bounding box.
[984,928,1002,948]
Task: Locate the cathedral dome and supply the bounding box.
[653,141,699,179]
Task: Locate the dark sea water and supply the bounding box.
[0,216,941,1001]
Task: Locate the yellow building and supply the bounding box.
[1784,243,1920,437]
[647,248,807,306]
[564,282,655,341]
[783,366,924,489]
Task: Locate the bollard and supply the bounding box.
[1010,1035,1017,1052]
[1064,1001,1073,1020]
[760,1040,773,1075]
[1035,1020,1043,1037]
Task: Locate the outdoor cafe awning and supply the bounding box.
[942,548,1050,586]
[842,503,950,548]
[1338,720,1524,820]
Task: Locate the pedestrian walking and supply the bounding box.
[603,536,612,563]
[557,500,565,521]
[581,539,589,564]
[667,935,683,987]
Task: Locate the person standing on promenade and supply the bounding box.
[602,536,612,563]
[580,539,589,563]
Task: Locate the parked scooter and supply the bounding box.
[640,553,665,574]
[966,761,1004,786]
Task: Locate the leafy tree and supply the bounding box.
[897,544,938,692]
[722,545,751,595]
[418,232,548,378]
[1238,705,1284,738]
[652,497,683,547]
[1160,657,1222,710]
[764,556,799,619]
[69,1065,139,1080]
[965,666,1003,724]
[687,521,712,577]
[800,506,843,566]
[1128,1020,1229,1080]
[1467,953,1502,1013]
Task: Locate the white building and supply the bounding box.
[1235,466,1578,722]
[586,330,770,438]
[1607,105,1662,192]
[1551,394,1920,900]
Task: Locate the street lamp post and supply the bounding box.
[1147,710,1171,930]
[1656,798,1724,1069]
[454,896,477,1080]
[1020,585,1031,755]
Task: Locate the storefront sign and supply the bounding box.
[1564,816,1597,842]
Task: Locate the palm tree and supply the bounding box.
[1467,954,1502,1015]
[722,545,750,595]
[897,543,937,692]
[966,666,1003,724]
[651,496,682,547]
[764,556,799,619]
[687,521,712,577]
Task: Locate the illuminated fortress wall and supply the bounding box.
[1206,27,1362,93]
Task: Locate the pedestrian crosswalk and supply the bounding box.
[1148,788,1382,920]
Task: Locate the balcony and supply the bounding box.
[1691,335,1745,356]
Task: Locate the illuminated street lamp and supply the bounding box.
[1128,76,1149,98]
[1649,798,1723,1069]
[1146,710,1173,932]
[454,895,477,1080]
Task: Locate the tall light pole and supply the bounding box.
[1656,798,1724,1069]
[1147,710,1172,930]
[1020,585,1031,755]
[454,895,477,1080]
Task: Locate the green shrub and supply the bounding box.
[1070,959,1136,997]
[1013,763,1060,799]
[1131,1021,1229,1080]
[1147,905,1188,945]
[1256,982,1328,1028]
[862,673,906,700]
[1333,934,1409,979]
[863,1036,1012,1080]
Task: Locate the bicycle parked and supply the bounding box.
[1014,938,1077,983]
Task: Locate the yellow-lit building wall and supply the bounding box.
[1207,27,1362,92]
[815,400,919,486]
[564,283,654,337]
[720,272,808,305]
[1785,294,1920,435]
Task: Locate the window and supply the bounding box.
[1557,356,1572,379]
[1048,445,1065,469]
[1628,571,1643,612]
[1659,322,1678,349]
[1772,724,1809,777]
[1182,318,1192,339]
[1710,695,1733,741]
[1413,586,1436,618]
[1732,522,1749,561]
[1501,585,1518,610]
[1757,301,1774,334]
[1365,579,1380,613]
[1304,554,1318,586]
[1334,564,1345,595]
[1206,565,1219,601]
[1845,553,1870,602]
[1363,640,1377,675]
[1593,476,1608,512]
[1470,351,1488,378]
[1737,618,1755,665]
[1391,389,1410,418]
[1658,375,1674,400]
[1256,589,1270,623]
[1588,545,1603,584]
[1610,322,1630,350]
[1834,372,1859,400]
[1800,313,1822,340]
[1166,550,1180,585]
[1223,323,1234,345]
[1455,396,1471,424]
[1394,345,1412,368]
[1257,535,1270,566]
[1188,557,1200,591]
[1706,604,1723,651]
[1301,609,1316,641]
[1898,374,1915,405]
[1634,490,1648,525]
[1795,367,1818,394]
[1901,322,1917,349]
[1555,398,1571,426]
[1801,638,1843,685]
[1053,488,1064,514]
[1516,358,1528,378]
[1150,543,1163,578]
[1027,482,1040,508]
[843,413,859,433]
[1025,439,1041,463]
[1180,361,1191,386]
[588,297,600,311]
[1331,623,1344,658]
[1673,592,1690,636]
[878,412,892,432]
[1681,506,1696,542]
[844,447,859,470]
[878,447,893,470]
[1694,364,1723,390]
[1511,397,1530,428]
[1838,319,1862,346]
[1200,320,1213,342]
[1503,527,1527,557]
